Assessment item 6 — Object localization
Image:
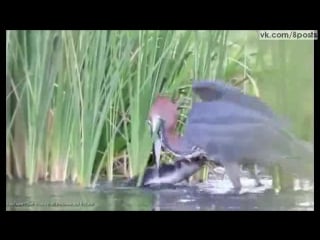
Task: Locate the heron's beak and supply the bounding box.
[148,116,162,170]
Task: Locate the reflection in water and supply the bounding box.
[152,192,161,211]
[6,180,155,211]
[6,178,313,211]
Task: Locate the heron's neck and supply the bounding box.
[159,124,198,158]
[166,129,181,148]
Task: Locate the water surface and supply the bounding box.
[6,176,313,211]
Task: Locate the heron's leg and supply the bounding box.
[185,176,192,184]
[224,162,242,193]
[247,164,263,187]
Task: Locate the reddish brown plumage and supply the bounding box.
[149,96,179,132]
[149,96,182,149]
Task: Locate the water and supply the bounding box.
[6,176,313,211]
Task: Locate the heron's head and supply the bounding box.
[148,96,178,130]
[147,96,179,169]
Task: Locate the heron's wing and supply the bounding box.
[192,80,290,126]
[192,80,242,101]
[187,101,275,126]
[181,100,312,177]
[182,101,290,156]
[183,120,313,178]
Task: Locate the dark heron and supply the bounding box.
[149,80,314,193]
